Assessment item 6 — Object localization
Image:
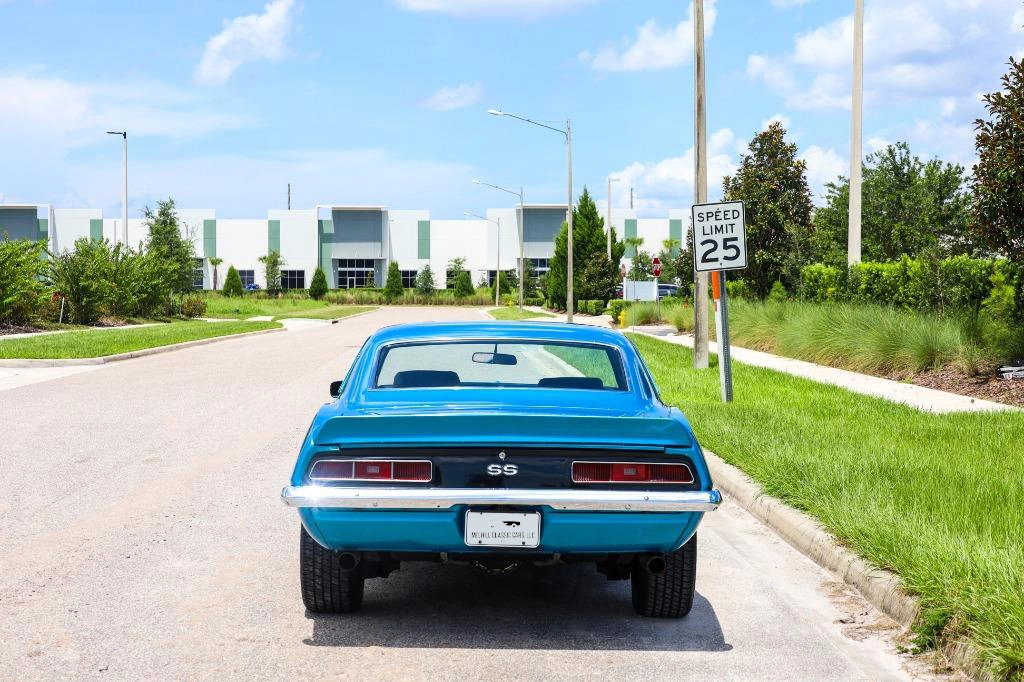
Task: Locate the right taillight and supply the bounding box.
[572,461,693,484]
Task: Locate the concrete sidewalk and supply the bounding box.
[636,329,1016,413]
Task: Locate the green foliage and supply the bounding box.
[628,250,654,281]
[800,264,843,303]
[223,266,244,297]
[414,264,436,296]
[814,142,975,266]
[979,272,1023,360]
[0,237,47,325]
[767,281,788,303]
[308,267,328,300]
[446,257,467,288]
[609,299,630,323]
[722,122,814,297]
[144,198,196,295]
[455,270,474,297]
[47,238,114,324]
[547,188,623,308]
[384,261,404,301]
[725,278,755,302]
[259,251,284,295]
[972,57,1024,262]
[521,258,538,299]
[524,296,546,307]
[180,294,207,318]
[208,257,223,291]
[575,299,606,315]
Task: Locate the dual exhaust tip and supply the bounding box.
[642,554,668,575]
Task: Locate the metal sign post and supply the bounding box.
[693,201,747,403]
[652,257,662,318]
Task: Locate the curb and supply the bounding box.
[706,451,994,681]
[0,327,285,368]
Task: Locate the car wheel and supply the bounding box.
[630,534,697,618]
[300,524,365,613]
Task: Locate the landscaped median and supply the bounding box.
[630,333,1024,679]
[202,295,376,321]
[487,307,555,321]
[0,320,281,361]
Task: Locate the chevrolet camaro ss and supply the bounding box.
[281,321,721,617]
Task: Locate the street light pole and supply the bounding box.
[106,131,127,245]
[465,211,501,305]
[848,0,864,267]
[473,179,526,308]
[606,176,620,258]
[692,1,710,370]
[487,108,575,322]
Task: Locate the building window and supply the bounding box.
[528,258,550,281]
[337,258,375,289]
[238,270,255,288]
[192,259,204,290]
[400,270,418,288]
[281,270,305,290]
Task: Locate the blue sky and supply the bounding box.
[2,0,1023,218]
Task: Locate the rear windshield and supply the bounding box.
[374,341,627,391]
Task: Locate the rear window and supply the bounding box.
[374,341,627,391]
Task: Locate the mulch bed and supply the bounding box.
[904,366,1024,409]
[0,323,43,336]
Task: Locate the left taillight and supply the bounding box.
[309,459,432,482]
[571,461,694,485]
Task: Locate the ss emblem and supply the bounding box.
[487,464,519,476]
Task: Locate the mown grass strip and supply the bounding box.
[0,321,281,359]
[488,307,555,321]
[630,333,1024,678]
[272,305,376,321]
[203,295,331,319]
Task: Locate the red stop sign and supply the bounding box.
[652,257,662,278]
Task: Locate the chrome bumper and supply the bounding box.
[280,486,722,512]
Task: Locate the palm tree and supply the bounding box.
[208,257,223,291]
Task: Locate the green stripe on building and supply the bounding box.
[669,219,682,257]
[417,220,430,259]
[37,218,48,242]
[89,218,103,241]
[318,220,334,282]
[268,219,280,254]
[203,219,217,259]
[624,218,638,257]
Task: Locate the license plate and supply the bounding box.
[464,511,541,548]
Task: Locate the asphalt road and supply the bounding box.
[0,307,942,681]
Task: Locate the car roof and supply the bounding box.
[369,321,631,349]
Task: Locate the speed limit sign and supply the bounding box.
[692,201,747,272]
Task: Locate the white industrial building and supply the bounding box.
[0,204,690,290]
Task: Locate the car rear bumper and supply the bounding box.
[280,486,722,512]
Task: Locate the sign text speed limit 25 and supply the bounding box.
[692,201,748,272]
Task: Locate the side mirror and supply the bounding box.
[329,380,344,398]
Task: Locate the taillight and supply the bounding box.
[572,461,693,484]
[310,459,432,482]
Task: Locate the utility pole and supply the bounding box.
[692,0,710,369]
[606,176,619,258]
[848,0,864,266]
[630,186,634,209]
[566,119,574,323]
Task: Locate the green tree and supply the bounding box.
[521,258,538,298]
[208,257,223,291]
[722,122,814,297]
[384,260,404,301]
[814,142,974,266]
[223,265,243,297]
[0,236,47,325]
[47,238,112,324]
[455,270,474,297]
[309,267,328,299]
[547,187,624,306]
[415,264,436,296]
[259,251,283,294]
[972,57,1024,262]
[628,250,654,281]
[657,238,681,284]
[446,257,467,289]
[144,198,195,296]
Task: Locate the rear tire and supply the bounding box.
[631,534,697,618]
[300,524,365,613]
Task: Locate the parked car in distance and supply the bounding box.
[244,283,261,292]
[658,283,679,300]
[282,322,721,617]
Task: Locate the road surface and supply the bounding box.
[0,307,943,680]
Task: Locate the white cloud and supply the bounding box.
[395,0,597,19]
[419,83,483,111]
[194,0,295,86]
[581,0,716,72]
[799,146,847,200]
[772,0,813,8]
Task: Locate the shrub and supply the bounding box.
[259,251,283,295]
[667,304,696,333]
[415,265,436,296]
[609,300,631,323]
[979,272,1023,360]
[223,266,244,297]
[384,261,404,301]
[47,238,112,325]
[767,281,788,303]
[0,237,47,326]
[800,264,842,303]
[625,302,663,326]
[180,294,207,318]
[455,270,474,297]
[309,267,328,300]
[524,296,545,307]
[724,278,755,301]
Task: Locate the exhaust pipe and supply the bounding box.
[643,554,667,575]
[338,552,360,571]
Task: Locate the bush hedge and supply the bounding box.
[575,299,607,315]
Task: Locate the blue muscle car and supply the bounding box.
[281,321,721,617]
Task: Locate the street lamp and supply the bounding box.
[488,108,575,322]
[106,131,127,245]
[465,211,502,306]
[473,179,525,308]
[606,176,620,258]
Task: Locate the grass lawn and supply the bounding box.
[272,305,376,321]
[0,321,281,359]
[488,307,555,321]
[203,296,332,319]
[630,333,1024,677]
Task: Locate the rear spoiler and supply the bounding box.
[312,414,693,448]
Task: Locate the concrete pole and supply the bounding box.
[518,188,525,309]
[495,216,501,307]
[848,0,864,267]
[122,133,128,246]
[566,119,574,324]
[692,0,710,369]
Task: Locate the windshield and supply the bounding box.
[374,341,627,391]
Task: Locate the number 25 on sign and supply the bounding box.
[692,201,747,272]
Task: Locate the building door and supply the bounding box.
[347,277,356,289]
